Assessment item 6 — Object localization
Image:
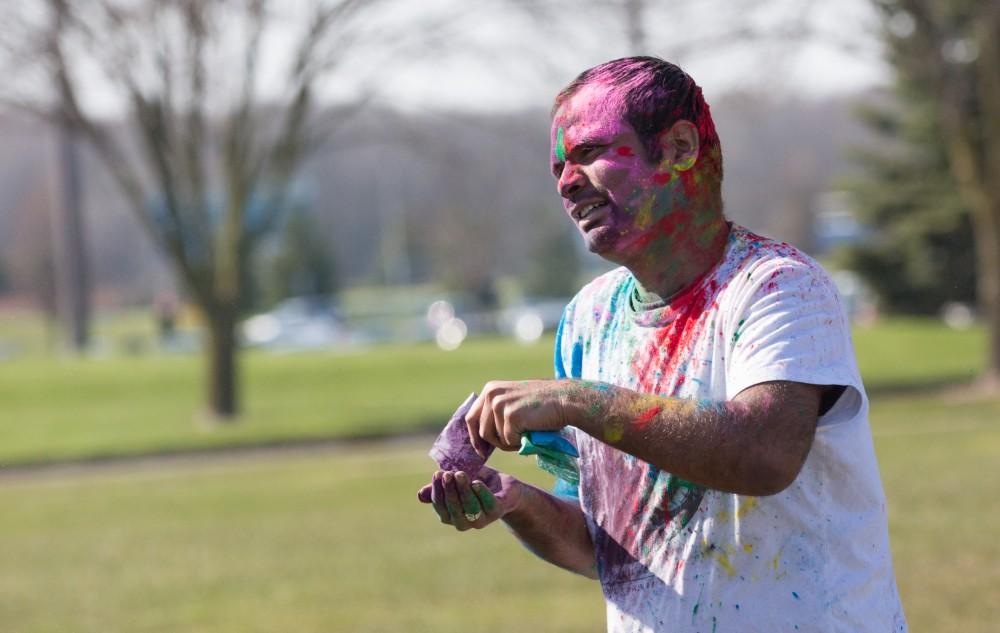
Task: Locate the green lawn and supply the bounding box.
[0,337,552,465]
[0,318,989,465]
[0,394,997,632]
[0,446,606,633]
[0,317,997,630]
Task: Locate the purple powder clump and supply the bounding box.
[429,392,493,473]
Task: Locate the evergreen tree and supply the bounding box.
[841,95,976,314]
[845,0,999,388]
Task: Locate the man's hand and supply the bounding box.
[464,380,569,453]
[417,467,523,531]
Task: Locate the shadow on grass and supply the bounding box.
[865,373,982,398]
[0,417,446,478]
[5,374,992,478]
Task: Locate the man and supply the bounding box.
[418,57,906,632]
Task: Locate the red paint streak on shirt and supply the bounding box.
[653,172,672,185]
[634,276,719,396]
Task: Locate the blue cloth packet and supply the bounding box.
[520,430,579,457]
[519,430,580,486]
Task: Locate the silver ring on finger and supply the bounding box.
[464,511,483,522]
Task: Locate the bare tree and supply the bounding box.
[500,0,831,84]
[1,0,459,419]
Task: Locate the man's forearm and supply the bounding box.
[502,481,597,579]
[560,380,819,496]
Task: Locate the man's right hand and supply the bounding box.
[417,466,523,531]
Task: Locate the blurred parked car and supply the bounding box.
[242,296,360,351]
[497,299,569,343]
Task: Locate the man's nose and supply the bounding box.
[558,163,585,198]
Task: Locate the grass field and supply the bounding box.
[0,316,998,631]
[0,337,554,464]
[0,317,988,465]
[0,397,997,632]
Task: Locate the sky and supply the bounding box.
[20,0,891,118]
[367,0,890,112]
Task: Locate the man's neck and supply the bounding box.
[628,217,731,301]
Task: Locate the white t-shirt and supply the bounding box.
[554,225,906,633]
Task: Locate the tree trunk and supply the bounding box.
[624,0,647,55]
[205,306,239,420]
[53,122,90,352]
[973,196,1000,388]
[946,144,1000,391]
[975,3,1000,389]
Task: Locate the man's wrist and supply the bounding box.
[499,478,530,521]
[555,379,610,439]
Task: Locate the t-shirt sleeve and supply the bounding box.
[724,257,865,428]
[551,298,582,500]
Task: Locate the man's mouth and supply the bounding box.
[576,202,609,229]
[578,202,605,220]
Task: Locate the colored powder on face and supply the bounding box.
[634,196,656,230]
[675,155,697,171]
[555,126,566,162]
[652,172,673,186]
[616,146,634,157]
[428,393,494,474]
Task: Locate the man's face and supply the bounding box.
[550,82,695,264]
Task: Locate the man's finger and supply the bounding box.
[494,401,522,452]
[429,471,451,524]
[417,483,432,503]
[501,406,522,450]
[455,472,485,527]
[491,395,512,450]
[465,393,489,458]
[479,395,500,449]
[442,472,471,531]
[471,480,501,519]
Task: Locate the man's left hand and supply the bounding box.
[465,380,568,453]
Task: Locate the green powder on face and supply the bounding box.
[555,126,566,162]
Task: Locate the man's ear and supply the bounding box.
[658,120,699,171]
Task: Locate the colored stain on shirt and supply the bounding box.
[633,274,718,395]
[553,225,903,630]
[732,318,747,344]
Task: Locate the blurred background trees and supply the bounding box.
[845,0,1000,388]
[1,0,461,418]
[1,0,997,412]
